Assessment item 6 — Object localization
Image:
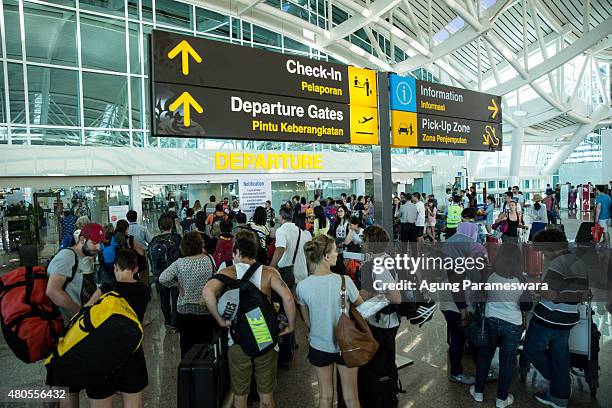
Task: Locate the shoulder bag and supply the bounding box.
[335,275,378,367]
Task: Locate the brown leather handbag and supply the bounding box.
[335,275,379,368]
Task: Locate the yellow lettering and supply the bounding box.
[268,154,278,169]
[313,154,323,169]
[243,153,255,169]
[292,154,302,169]
[302,154,313,169]
[215,153,228,170]
[255,153,268,170]
[230,153,242,170]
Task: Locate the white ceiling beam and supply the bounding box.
[541,104,612,174]
[393,0,513,73]
[529,0,559,101]
[326,0,401,43]
[481,27,572,84]
[400,0,428,44]
[364,26,388,61]
[487,19,612,95]
[569,53,590,106]
[238,0,265,16]
[592,58,611,106]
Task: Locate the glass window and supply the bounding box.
[195,8,229,37]
[130,77,143,129]
[155,0,192,29]
[284,36,309,53]
[253,25,281,47]
[80,0,125,17]
[27,65,79,126]
[487,181,496,189]
[85,129,130,146]
[23,4,77,67]
[80,15,127,73]
[9,127,27,144]
[132,131,144,147]
[128,22,141,74]
[147,133,158,147]
[0,126,7,144]
[142,0,153,22]
[30,128,81,146]
[127,0,139,19]
[82,72,128,129]
[0,67,5,123]
[4,0,21,59]
[7,63,25,124]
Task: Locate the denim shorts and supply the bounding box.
[307,346,346,367]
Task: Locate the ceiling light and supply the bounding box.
[302,28,315,41]
[390,26,407,40]
[369,55,391,71]
[349,44,366,56]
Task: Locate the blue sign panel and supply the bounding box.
[390,74,416,112]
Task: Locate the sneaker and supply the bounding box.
[496,394,514,408]
[449,374,476,385]
[534,391,566,408]
[469,385,483,402]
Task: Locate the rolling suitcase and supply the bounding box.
[178,331,229,408]
[277,331,295,368]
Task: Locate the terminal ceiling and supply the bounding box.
[199,0,611,150]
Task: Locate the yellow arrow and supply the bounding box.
[169,92,203,127]
[167,40,202,76]
[488,98,499,119]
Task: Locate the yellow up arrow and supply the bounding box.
[169,92,203,127]
[488,98,499,119]
[167,40,202,76]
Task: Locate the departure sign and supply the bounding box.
[389,73,502,151]
[151,30,378,144]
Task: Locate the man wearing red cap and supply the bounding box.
[46,223,106,324]
[45,223,106,407]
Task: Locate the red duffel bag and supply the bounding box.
[0,265,65,363]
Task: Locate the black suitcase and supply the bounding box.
[277,331,295,368]
[178,332,229,408]
[575,222,595,243]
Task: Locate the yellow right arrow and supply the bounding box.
[167,40,202,76]
[488,98,499,119]
[169,92,203,127]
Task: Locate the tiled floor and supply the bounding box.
[0,211,610,407]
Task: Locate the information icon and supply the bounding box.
[396,82,413,106]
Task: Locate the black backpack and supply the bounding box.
[214,263,279,357]
[148,233,180,276]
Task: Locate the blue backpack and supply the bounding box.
[101,236,118,264]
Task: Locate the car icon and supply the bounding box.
[398,123,412,135]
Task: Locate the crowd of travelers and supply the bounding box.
[3,183,611,408]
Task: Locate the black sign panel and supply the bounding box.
[416,80,501,123]
[152,30,349,104]
[416,114,502,151]
[154,83,351,144]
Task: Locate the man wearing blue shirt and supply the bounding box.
[595,185,611,246]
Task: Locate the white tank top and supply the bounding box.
[234,262,263,289]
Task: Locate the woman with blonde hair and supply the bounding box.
[296,235,364,408]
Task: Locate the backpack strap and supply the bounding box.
[242,262,261,283]
[290,229,301,267]
[62,249,79,291]
[206,254,217,274]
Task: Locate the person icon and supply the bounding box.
[364,78,370,96]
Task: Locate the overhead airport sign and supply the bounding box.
[151,30,379,144]
[389,73,502,151]
[155,84,350,143]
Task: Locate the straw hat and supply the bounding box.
[533,194,543,202]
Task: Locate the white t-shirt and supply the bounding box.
[415,201,426,227]
[275,222,312,283]
[296,273,359,353]
[366,263,400,329]
[484,272,524,326]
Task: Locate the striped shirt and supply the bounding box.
[534,251,588,329]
